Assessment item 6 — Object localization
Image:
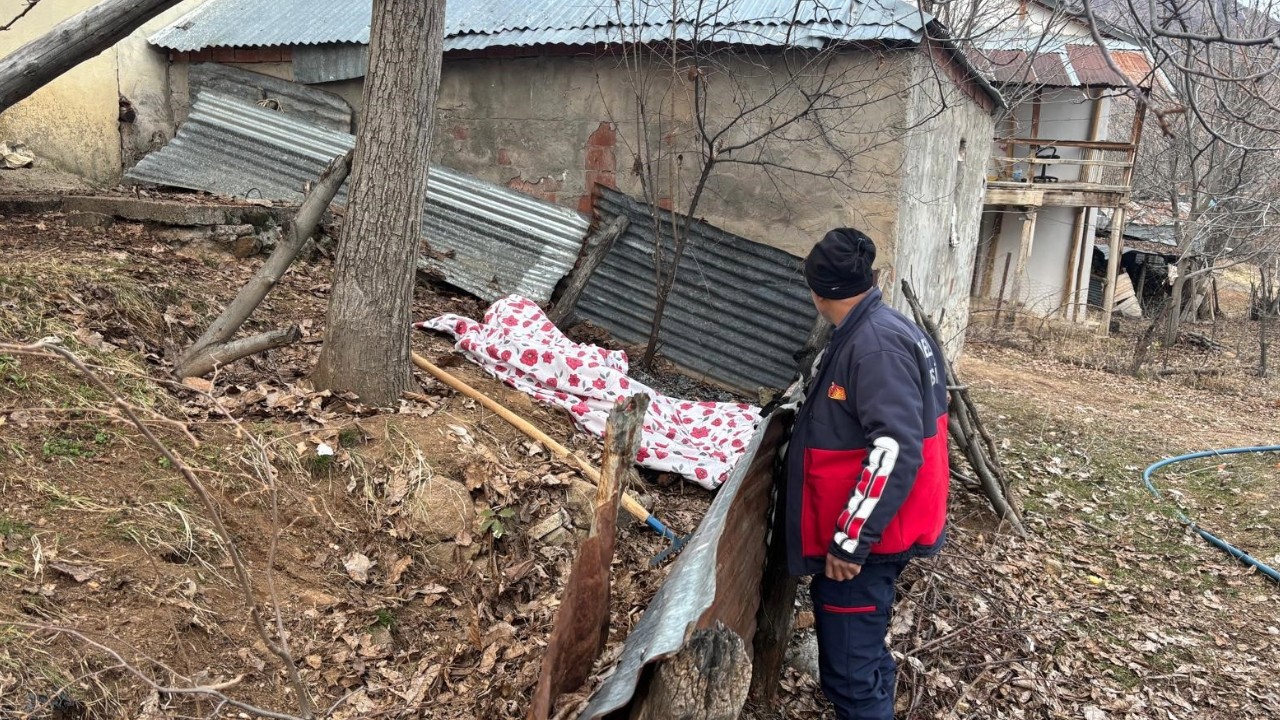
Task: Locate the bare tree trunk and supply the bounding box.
[1131,300,1169,376]
[0,0,185,113]
[313,0,444,405]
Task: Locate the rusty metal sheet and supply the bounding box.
[579,412,787,719]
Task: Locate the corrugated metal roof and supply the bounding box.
[151,0,370,51]
[294,44,368,84]
[971,44,1152,88]
[125,92,589,305]
[575,186,818,393]
[150,0,930,51]
[189,63,353,132]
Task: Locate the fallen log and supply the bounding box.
[175,151,352,377]
[0,0,186,113]
[530,394,649,720]
[174,327,301,378]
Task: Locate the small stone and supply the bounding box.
[152,226,214,245]
[564,479,598,528]
[64,211,114,228]
[232,235,260,258]
[405,477,474,542]
[785,630,820,681]
[529,509,570,545]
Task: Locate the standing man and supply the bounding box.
[784,228,950,719]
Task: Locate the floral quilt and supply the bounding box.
[415,295,761,490]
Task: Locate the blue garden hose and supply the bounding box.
[1142,445,1280,584]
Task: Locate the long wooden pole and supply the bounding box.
[410,351,656,525]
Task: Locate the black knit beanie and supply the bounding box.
[804,228,877,299]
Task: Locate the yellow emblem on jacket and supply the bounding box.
[827,382,847,401]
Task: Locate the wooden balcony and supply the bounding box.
[984,138,1135,208]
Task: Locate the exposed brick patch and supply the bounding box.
[587,121,617,148]
[452,125,470,141]
[585,145,615,173]
[584,121,619,215]
[658,197,674,211]
[585,170,616,190]
[191,50,212,62]
[170,51,190,63]
[496,149,512,166]
[211,48,237,63]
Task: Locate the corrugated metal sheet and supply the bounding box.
[1067,44,1154,88]
[150,0,370,51]
[443,20,919,51]
[151,0,928,51]
[189,63,353,132]
[125,92,589,305]
[294,43,368,84]
[970,27,1153,89]
[580,412,786,719]
[575,187,817,393]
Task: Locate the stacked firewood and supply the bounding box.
[901,280,1026,538]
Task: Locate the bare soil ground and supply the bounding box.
[2,210,1278,720]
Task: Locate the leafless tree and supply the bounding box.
[1,0,43,31]
[1075,0,1280,356]
[598,0,966,366]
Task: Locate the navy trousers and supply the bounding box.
[810,560,909,720]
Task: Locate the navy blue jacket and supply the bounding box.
[784,288,950,576]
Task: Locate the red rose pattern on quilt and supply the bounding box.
[415,295,761,490]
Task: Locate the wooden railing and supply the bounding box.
[987,136,1135,186]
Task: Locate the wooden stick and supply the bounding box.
[176,151,352,377]
[899,281,1026,537]
[549,215,629,326]
[410,351,654,524]
[174,326,301,377]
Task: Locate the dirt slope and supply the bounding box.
[2,210,1278,720]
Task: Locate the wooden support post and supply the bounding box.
[529,395,649,720]
[1007,209,1037,319]
[1099,207,1127,334]
[994,253,1013,327]
[1063,90,1106,320]
[549,215,629,326]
